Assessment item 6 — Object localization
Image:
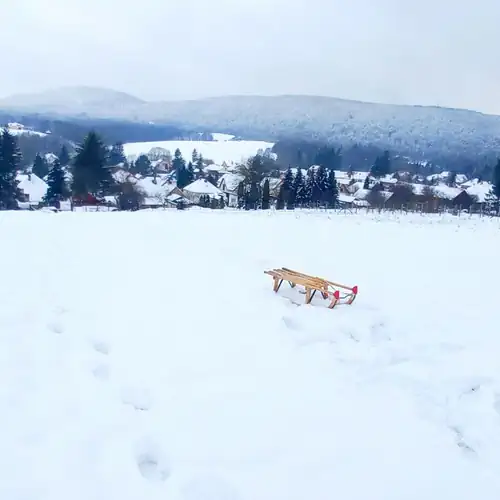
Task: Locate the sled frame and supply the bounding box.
[264,267,358,309]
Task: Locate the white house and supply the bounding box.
[218,173,244,207]
[16,173,48,204]
[183,179,224,203]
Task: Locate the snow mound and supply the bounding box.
[1,210,500,500]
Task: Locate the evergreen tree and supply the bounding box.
[371,150,391,178]
[186,161,195,185]
[237,182,245,208]
[492,158,500,198]
[59,145,70,166]
[239,156,263,209]
[108,142,127,166]
[132,154,153,176]
[173,149,190,188]
[447,170,457,187]
[293,168,305,206]
[192,149,199,164]
[484,189,498,213]
[72,131,114,199]
[363,175,370,190]
[304,168,315,206]
[44,159,69,207]
[276,185,285,210]
[262,178,270,209]
[245,182,260,209]
[32,153,49,179]
[314,146,342,171]
[325,169,339,208]
[282,166,295,207]
[0,129,22,209]
[315,165,329,205]
[196,154,204,176]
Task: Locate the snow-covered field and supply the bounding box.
[1,210,500,500]
[123,138,274,164]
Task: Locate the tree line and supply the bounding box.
[271,139,497,181]
[3,126,500,212]
[232,155,340,210]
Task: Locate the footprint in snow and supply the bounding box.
[134,437,170,482]
[47,321,64,334]
[121,386,152,411]
[93,340,110,356]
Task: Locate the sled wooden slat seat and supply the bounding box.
[264,267,358,309]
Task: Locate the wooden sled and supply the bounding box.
[264,267,358,309]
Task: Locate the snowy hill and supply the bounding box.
[1,122,47,137]
[2,209,500,500]
[0,86,144,118]
[2,86,500,158]
[123,139,274,165]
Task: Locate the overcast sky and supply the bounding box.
[3,0,499,113]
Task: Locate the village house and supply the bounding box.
[16,173,48,208]
[218,173,245,207]
[182,179,224,204]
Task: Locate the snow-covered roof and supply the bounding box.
[16,173,48,203]
[135,177,176,199]
[426,172,468,185]
[431,184,462,200]
[218,173,244,192]
[379,174,398,184]
[203,164,226,173]
[465,181,493,202]
[410,183,426,196]
[338,193,355,203]
[165,193,191,204]
[183,179,223,196]
[335,170,368,182]
[353,188,393,202]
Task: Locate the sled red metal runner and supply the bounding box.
[264,267,358,309]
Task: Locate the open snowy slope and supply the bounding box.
[1,210,500,500]
[123,139,274,164]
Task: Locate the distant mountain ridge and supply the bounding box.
[2,86,500,162]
